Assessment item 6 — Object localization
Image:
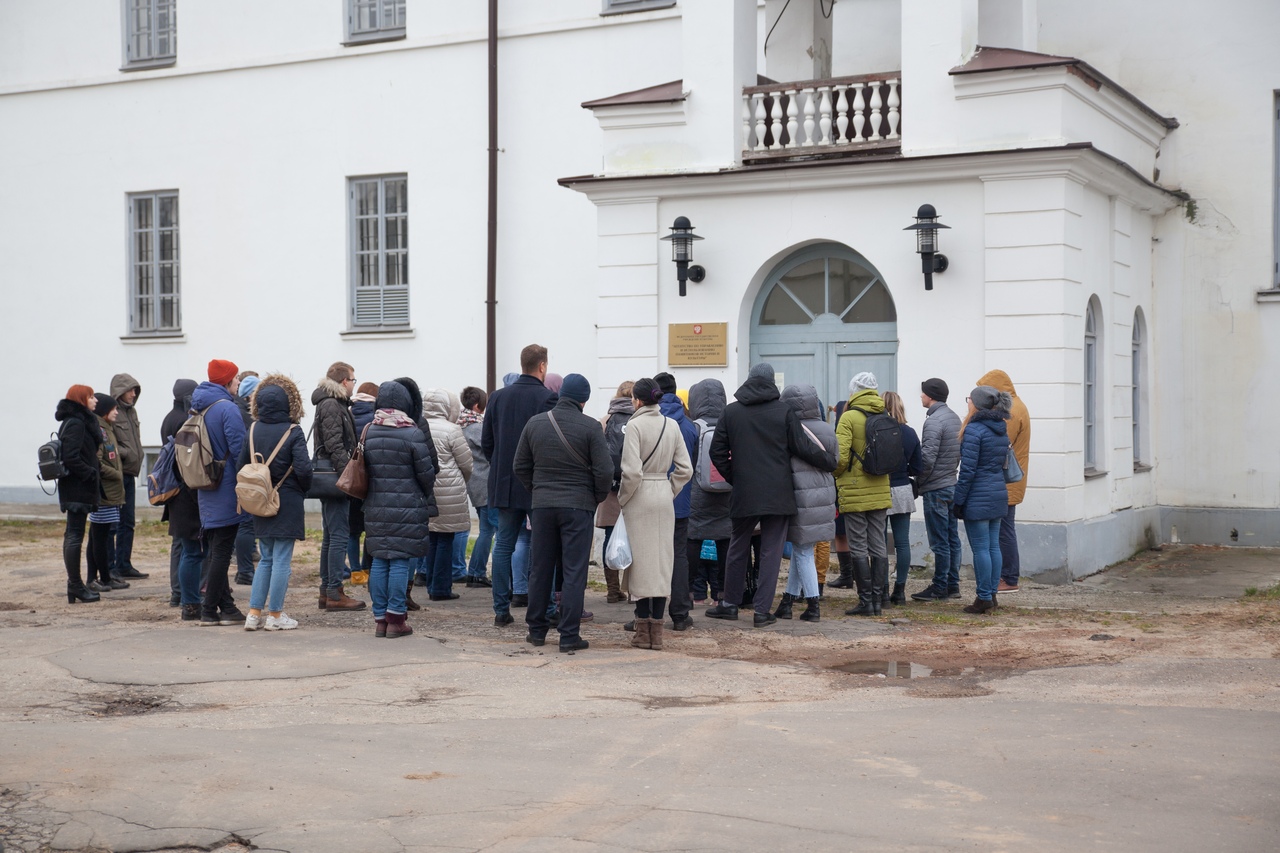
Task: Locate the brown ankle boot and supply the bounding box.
[318,589,328,610]
[648,618,664,651]
[630,617,652,649]
[405,584,421,611]
[604,568,626,603]
[326,585,367,611]
[386,613,413,638]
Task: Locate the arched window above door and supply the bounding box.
[758,251,896,326]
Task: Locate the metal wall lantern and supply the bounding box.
[660,216,706,297]
[904,204,950,291]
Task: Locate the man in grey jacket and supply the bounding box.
[912,378,964,601]
[513,374,613,653]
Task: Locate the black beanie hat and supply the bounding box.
[653,372,677,396]
[921,378,949,403]
[93,392,118,417]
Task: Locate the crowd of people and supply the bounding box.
[51,344,1031,650]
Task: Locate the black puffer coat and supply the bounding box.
[686,379,732,541]
[363,381,436,560]
[709,373,835,518]
[160,379,200,540]
[55,398,102,513]
[481,374,556,511]
[237,379,313,541]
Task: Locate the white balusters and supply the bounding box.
[886,78,900,140]
[868,83,883,141]
[835,85,849,144]
[753,93,768,151]
[818,87,832,145]
[740,75,902,153]
[851,83,866,143]
[785,89,800,148]
[769,91,784,150]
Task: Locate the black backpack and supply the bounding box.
[38,427,67,482]
[851,406,904,476]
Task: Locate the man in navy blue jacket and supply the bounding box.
[481,344,556,627]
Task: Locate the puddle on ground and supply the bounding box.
[832,660,933,679]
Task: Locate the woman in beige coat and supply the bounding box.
[424,388,473,601]
[619,377,693,651]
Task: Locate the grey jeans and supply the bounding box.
[319,496,351,592]
[844,508,888,560]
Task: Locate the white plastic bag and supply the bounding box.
[604,513,633,570]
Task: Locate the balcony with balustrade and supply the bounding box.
[742,72,901,162]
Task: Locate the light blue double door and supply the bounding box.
[749,245,899,422]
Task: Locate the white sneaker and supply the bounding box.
[244,614,263,631]
[265,613,299,631]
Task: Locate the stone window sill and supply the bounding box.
[121,334,185,344]
[1256,289,1280,303]
[340,327,415,340]
[1084,467,1108,480]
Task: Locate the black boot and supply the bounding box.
[829,552,854,589]
[871,556,889,615]
[844,557,875,616]
[799,597,820,622]
[817,583,825,599]
[889,582,906,605]
[774,593,794,620]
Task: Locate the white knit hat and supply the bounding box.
[849,372,878,392]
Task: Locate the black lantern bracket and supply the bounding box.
[904,204,950,291]
[660,216,706,297]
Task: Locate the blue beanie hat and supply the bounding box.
[560,374,591,405]
[239,375,261,398]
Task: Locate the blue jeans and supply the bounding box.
[178,537,206,606]
[922,487,962,590]
[491,508,529,616]
[319,496,350,592]
[249,537,295,613]
[513,526,531,595]
[468,505,497,578]
[428,531,459,596]
[451,530,469,580]
[888,512,912,585]
[369,557,409,619]
[965,517,1003,601]
[784,543,819,598]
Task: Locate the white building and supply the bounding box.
[2,1,1277,577]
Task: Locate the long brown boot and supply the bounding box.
[326,585,367,611]
[649,618,664,651]
[604,568,626,603]
[630,617,652,649]
[405,583,421,611]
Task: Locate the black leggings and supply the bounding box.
[63,510,88,585]
[87,522,117,584]
[634,596,667,620]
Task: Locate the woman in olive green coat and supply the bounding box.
[834,373,892,615]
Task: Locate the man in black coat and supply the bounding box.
[707,362,836,626]
[481,344,557,626]
[513,374,613,652]
[161,378,199,610]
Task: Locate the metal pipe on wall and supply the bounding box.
[486,0,498,393]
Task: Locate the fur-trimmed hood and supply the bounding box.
[252,374,305,424]
[310,376,350,407]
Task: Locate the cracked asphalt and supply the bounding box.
[0,515,1278,851]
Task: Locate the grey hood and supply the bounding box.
[781,383,822,421]
[688,378,727,422]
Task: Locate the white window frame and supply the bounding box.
[1084,297,1101,473]
[1274,92,1280,288]
[121,0,176,70]
[602,0,677,15]
[127,191,182,336]
[1132,308,1150,469]
[345,0,406,45]
[348,174,410,329]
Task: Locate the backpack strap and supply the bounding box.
[548,412,591,469]
[801,423,824,450]
[641,417,668,469]
[263,425,294,467]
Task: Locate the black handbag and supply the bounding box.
[306,423,347,500]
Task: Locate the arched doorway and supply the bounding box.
[749,244,898,415]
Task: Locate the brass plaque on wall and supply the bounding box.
[668,323,728,367]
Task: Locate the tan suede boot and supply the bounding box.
[630,617,652,649]
[649,618,664,651]
[604,568,626,603]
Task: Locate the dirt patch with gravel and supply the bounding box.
[2,519,1278,684]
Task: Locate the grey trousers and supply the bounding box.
[723,515,789,615]
[844,508,888,560]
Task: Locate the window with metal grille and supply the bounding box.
[346,0,406,44]
[123,0,176,69]
[1084,298,1100,471]
[128,192,181,335]
[349,175,409,328]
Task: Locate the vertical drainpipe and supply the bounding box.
[486,0,499,393]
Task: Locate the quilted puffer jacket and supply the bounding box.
[953,408,1010,521]
[781,384,837,546]
[424,388,473,533]
[918,401,962,493]
[362,381,437,560]
[834,388,891,513]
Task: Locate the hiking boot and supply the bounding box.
[326,586,367,611]
[798,597,820,622]
[181,603,200,622]
[910,584,950,602]
[774,593,795,620]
